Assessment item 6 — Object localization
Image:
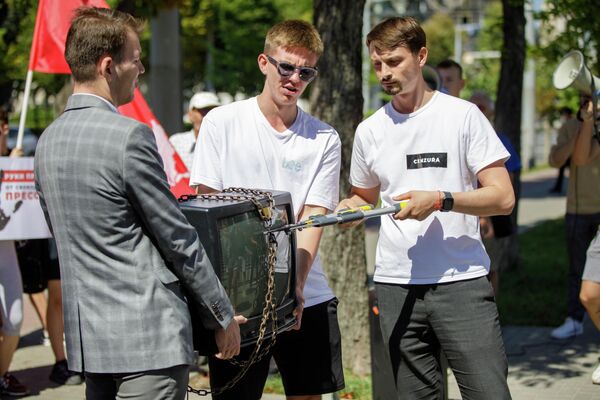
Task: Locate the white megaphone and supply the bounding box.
[554,50,600,142]
[553,50,600,96]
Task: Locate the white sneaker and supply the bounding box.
[592,363,600,385]
[42,330,51,347]
[550,317,584,339]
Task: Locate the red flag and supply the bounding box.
[119,89,192,198]
[29,0,110,73]
[28,0,192,197]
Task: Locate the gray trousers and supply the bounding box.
[376,276,511,400]
[85,365,190,400]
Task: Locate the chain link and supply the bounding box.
[186,188,281,397]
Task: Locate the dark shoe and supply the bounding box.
[49,360,84,385]
[0,373,29,397]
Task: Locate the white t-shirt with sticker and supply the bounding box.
[350,91,510,285]
[190,97,341,307]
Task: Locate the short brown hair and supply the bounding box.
[65,7,144,83]
[264,20,323,58]
[367,17,426,54]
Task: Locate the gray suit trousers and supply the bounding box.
[85,365,190,400]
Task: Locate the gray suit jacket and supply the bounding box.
[35,94,234,373]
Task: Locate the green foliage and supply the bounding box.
[462,0,502,101]
[211,0,280,94]
[537,0,600,75]
[180,0,311,95]
[112,0,186,16]
[496,217,568,326]
[0,0,71,118]
[422,12,454,66]
[273,0,312,21]
[0,0,313,112]
[533,0,599,120]
[0,0,34,105]
[534,48,580,122]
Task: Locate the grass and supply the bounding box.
[264,370,372,399]
[496,217,568,326]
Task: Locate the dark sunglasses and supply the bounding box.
[266,55,318,83]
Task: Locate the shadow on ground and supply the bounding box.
[11,364,62,396]
[518,174,566,199]
[503,322,600,389]
[19,328,46,349]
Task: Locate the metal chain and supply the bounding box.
[186,188,281,397]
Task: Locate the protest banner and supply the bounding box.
[0,157,51,240]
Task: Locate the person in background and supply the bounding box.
[573,98,600,384]
[549,107,574,194]
[169,91,221,171]
[339,17,513,399]
[15,239,84,385]
[469,91,522,295]
[548,95,600,340]
[5,120,83,386]
[436,59,465,98]
[0,107,29,397]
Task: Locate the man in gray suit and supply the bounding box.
[34,7,243,399]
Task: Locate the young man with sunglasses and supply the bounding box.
[338,17,513,399]
[190,20,344,400]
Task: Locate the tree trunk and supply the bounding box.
[495,0,525,271]
[311,0,369,376]
[150,7,183,134]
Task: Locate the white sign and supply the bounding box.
[0,157,51,240]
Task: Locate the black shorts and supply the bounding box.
[15,239,61,293]
[208,297,345,399]
[46,256,61,281]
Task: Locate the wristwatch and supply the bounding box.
[440,191,454,212]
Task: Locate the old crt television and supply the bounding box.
[178,190,297,355]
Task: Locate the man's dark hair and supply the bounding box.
[366,17,426,55]
[437,59,463,79]
[65,7,144,83]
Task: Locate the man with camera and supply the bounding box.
[548,95,600,340]
[574,99,600,383]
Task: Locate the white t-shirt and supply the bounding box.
[190,97,342,307]
[350,91,510,285]
[169,130,196,171]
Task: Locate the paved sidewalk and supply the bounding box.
[516,168,568,231]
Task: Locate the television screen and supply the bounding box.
[179,189,297,355]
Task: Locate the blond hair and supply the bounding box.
[264,20,323,57]
[367,17,426,54]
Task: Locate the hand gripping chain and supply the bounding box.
[186,188,280,397]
